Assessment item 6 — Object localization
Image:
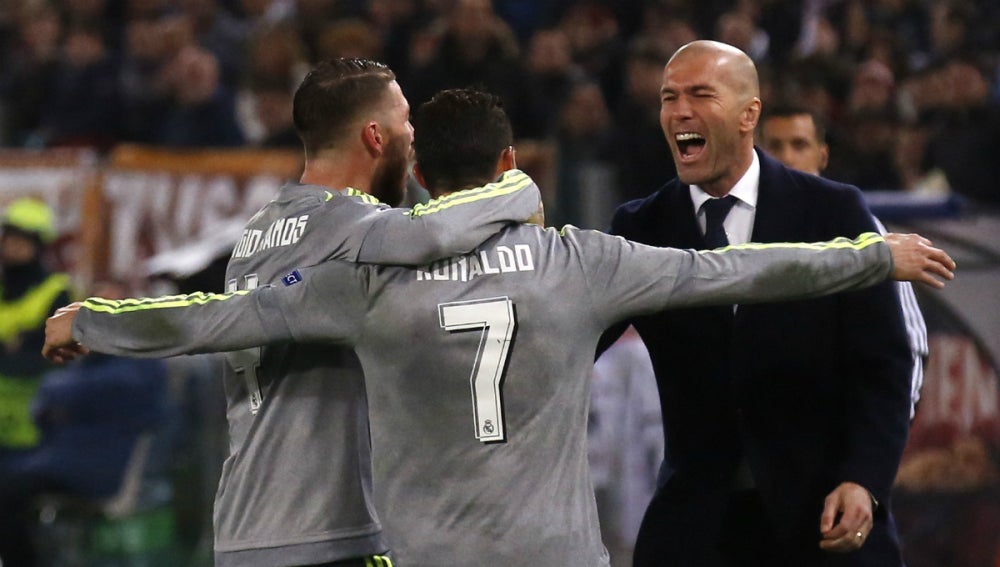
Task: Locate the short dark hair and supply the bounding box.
[292,58,396,155]
[412,89,513,192]
[763,104,827,143]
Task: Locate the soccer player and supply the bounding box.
[44,90,955,566]
[56,60,539,567]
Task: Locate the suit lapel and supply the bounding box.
[750,150,801,244]
[655,182,734,322]
[655,182,704,250]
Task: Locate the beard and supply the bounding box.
[369,135,412,207]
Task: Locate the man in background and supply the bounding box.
[759,105,929,419]
[0,198,73,566]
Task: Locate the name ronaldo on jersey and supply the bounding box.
[416,244,535,282]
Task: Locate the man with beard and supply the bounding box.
[43,89,955,566]
[205,59,541,567]
[40,59,540,567]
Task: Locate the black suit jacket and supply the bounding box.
[603,150,912,565]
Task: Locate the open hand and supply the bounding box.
[885,233,955,288]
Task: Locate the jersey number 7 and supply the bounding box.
[438,297,517,443]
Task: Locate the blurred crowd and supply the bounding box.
[0,0,998,223]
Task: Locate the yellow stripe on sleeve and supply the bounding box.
[707,232,884,254]
[408,170,533,217]
[81,291,251,314]
[343,187,381,205]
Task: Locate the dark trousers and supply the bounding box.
[633,487,782,567]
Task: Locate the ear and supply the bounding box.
[413,163,428,190]
[741,98,762,133]
[361,121,383,157]
[819,142,829,172]
[494,146,516,178]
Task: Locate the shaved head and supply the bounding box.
[668,40,760,102]
[659,40,762,196]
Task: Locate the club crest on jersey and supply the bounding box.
[416,245,535,282]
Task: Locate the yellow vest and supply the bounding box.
[0,273,71,448]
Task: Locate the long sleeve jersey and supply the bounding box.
[84,170,539,566]
[74,219,892,566]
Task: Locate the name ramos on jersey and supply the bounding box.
[232,215,309,259]
[417,244,535,282]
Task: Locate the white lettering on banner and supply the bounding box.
[416,245,536,282]
[913,334,999,443]
[104,172,286,279]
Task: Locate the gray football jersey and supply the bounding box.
[73,220,891,566]
[122,170,540,566]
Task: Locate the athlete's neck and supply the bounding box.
[300,150,375,193]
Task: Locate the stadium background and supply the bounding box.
[0,0,997,565]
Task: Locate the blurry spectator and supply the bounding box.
[714,8,770,63]
[239,0,295,22]
[522,28,580,140]
[315,17,383,61]
[929,0,975,59]
[366,0,420,79]
[404,0,534,137]
[242,74,298,148]
[284,0,361,62]
[820,57,907,190]
[603,37,675,203]
[64,0,123,48]
[848,58,896,113]
[0,279,170,567]
[179,0,251,86]
[0,1,62,146]
[38,21,122,150]
[119,14,196,143]
[0,198,73,567]
[828,107,905,190]
[124,0,173,21]
[155,45,245,147]
[633,4,698,57]
[243,19,309,85]
[920,56,1000,205]
[557,0,626,110]
[553,80,612,228]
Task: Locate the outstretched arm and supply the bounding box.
[575,229,953,328]
[43,262,368,362]
[352,169,542,265]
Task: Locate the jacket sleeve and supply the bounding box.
[832,189,912,510]
[351,169,542,265]
[567,228,894,331]
[73,262,367,357]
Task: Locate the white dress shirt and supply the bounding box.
[690,149,760,247]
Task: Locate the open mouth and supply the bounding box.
[675,132,706,162]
